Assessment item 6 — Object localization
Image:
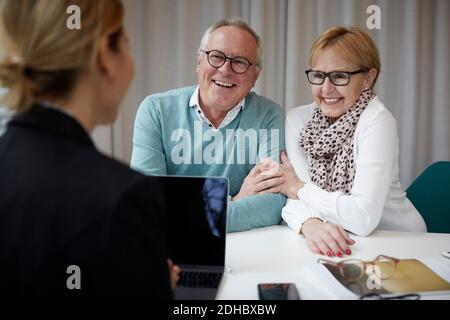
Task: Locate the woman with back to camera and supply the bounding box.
[261,27,426,257]
[0,0,178,299]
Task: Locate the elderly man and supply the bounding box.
[131,18,286,232]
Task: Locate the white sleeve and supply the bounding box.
[282,199,323,234]
[298,111,397,236]
[281,108,323,233]
[284,109,312,183]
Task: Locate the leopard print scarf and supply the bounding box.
[299,89,375,194]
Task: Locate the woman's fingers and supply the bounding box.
[315,238,334,257]
[173,265,181,281]
[167,259,181,289]
[337,225,355,246]
[322,233,345,257]
[303,220,354,256]
[306,240,323,255]
[310,226,352,257]
[328,228,350,256]
[280,151,293,168]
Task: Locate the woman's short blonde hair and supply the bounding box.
[309,26,381,88]
[0,0,124,112]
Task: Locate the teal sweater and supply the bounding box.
[131,86,286,232]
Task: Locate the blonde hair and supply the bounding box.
[0,0,124,112]
[309,27,381,88]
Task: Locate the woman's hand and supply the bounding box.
[167,259,181,289]
[232,161,283,201]
[277,151,305,199]
[254,152,305,199]
[301,219,355,256]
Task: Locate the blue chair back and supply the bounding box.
[406,161,450,233]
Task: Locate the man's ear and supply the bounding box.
[195,54,201,73]
[96,35,115,80]
[251,67,261,87]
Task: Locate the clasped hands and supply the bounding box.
[232,151,303,201]
[233,151,355,257]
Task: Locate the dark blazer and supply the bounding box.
[0,105,172,299]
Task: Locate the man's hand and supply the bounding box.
[232,161,283,201]
[247,152,304,199]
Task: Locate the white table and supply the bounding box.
[216,225,450,299]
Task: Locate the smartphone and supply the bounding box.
[258,283,300,300]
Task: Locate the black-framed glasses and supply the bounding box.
[305,69,368,86]
[199,49,254,74]
[318,255,400,281]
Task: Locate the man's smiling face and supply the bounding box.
[197,26,260,113]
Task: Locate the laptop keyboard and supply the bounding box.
[178,271,222,288]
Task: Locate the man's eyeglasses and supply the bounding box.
[305,69,368,86]
[318,255,400,281]
[200,49,254,74]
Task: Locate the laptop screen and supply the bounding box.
[156,176,228,267]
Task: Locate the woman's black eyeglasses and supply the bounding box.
[305,69,368,86]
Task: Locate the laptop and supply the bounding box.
[157,176,228,300]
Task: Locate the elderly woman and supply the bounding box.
[263,27,426,257]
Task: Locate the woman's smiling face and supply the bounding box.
[311,48,373,119]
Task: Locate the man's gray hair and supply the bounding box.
[199,17,263,70]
